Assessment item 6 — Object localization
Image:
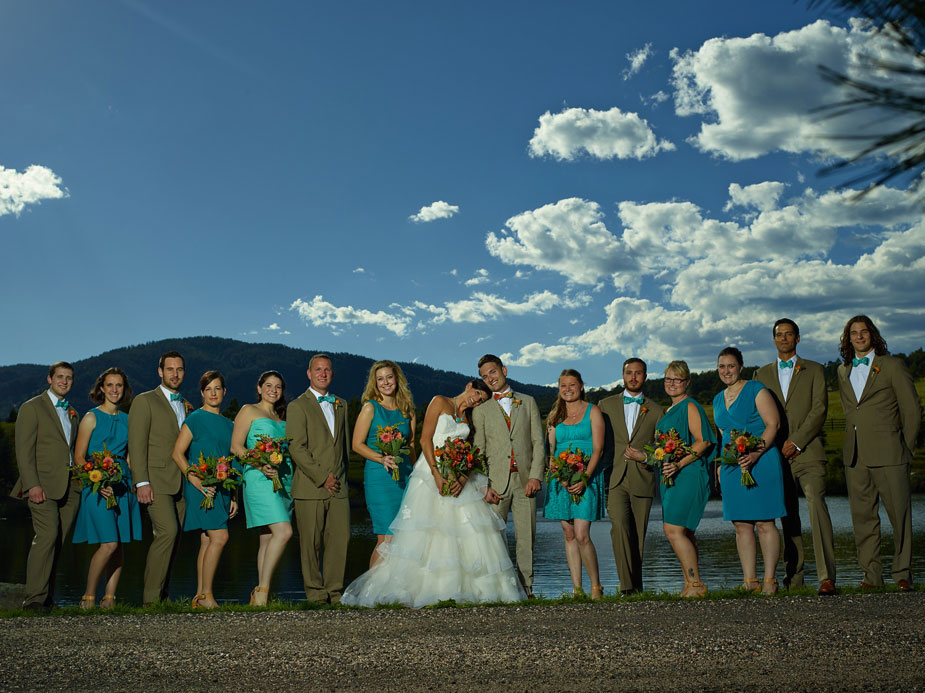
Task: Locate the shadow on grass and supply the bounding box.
[1,583,917,619]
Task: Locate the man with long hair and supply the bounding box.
[836,315,920,591]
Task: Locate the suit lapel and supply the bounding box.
[508,392,521,436]
[39,395,68,445]
[628,399,644,439]
[306,393,334,441]
[766,364,787,405]
[858,357,880,403]
[840,364,858,406]
[333,397,343,441]
[154,389,181,434]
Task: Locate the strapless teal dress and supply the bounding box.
[241,418,293,528]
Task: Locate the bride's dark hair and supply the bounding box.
[463,379,492,441]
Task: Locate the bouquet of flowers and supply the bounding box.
[643,429,696,488]
[434,437,488,496]
[240,435,290,492]
[546,446,590,504]
[187,452,242,509]
[73,444,123,509]
[718,430,764,488]
[374,424,411,481]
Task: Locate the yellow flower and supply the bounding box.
[88,470,103,483]
[269,451,282,463]
[653,448,665,461]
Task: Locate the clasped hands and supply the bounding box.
[323,472,341,496]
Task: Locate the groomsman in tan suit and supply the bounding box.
[473,354,545,597]
[287,354,351,603]
[598,358,664,595]
[13,362,82,611]
[837,315,920,590]
[754,319,836,595]
[128,351,189,604]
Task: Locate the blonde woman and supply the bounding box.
[352,360,416,567]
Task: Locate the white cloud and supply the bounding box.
[464,268,491,286]
[414,290,571,324]
[0,164,67,217]
[670,19,919,161]
[500,342,582,367]
[642,90,670,108]
[528,107,675,161]
[290,296,412,336]
[409,200,459,223]
[623,43,653,80]
[265,323,281,331]
[353,267,365,274]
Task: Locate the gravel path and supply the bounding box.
[2,594,923,691]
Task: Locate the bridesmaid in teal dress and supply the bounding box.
[656,360,717,598]
[72,368,141,609]
[543,369,606,599]
[713,346,785,595]
[351,360,417,568]
[171,371,237,609]
[231,371,293,606]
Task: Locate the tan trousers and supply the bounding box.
[606,484,653,593]
[295,497,350,603]
[845,463,912,585]
[142,490,184,604]
[780,459,836,587]
[493,473,536,592]
[24,478,81,606]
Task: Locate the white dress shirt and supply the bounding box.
[849,349,874,402]
[623,391,642,435]
[47,390,74,465]
[777,355,797,400]
[160,385,187,428]
[310,387,336,436]
[495,388,514,417]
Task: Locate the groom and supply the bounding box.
[473,354,544,597]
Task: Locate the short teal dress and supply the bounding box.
[657,398,717,531]
[543,404,604,521]
[241,417,293,528]
[713,380,785,522]
[72,408,142,544]
[363,400,412,535]
[182,409,235,532]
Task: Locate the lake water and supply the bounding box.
[2,495,923,604]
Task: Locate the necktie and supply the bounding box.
[494,392,513,400]
[779,360,793,369]
[169,393,182,402]
[55,399,69,409]
[852,356,869,367]
[317,394,336,404]
[623,395,643,405]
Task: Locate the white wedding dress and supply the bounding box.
[342,414,527,607]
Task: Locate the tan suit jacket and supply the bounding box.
[127,389,184,495]
[598,394,664,496]
[472,393,544,494]
[13,393,78,500]
[287,390,350,500]
[838,354,921,467]
[754,357,827,467]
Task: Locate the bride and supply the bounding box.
[342,379,527,607]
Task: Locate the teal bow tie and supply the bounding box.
[169,393,182,402]
[623,395,643,405]
[779,360,793,369]
[55,399,69,409]
[852,356,869,367]
[317,394,336,404]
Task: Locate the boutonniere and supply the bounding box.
[794,364,803,373]
[334,399,344,410]
[68,407,78,420]
[183,400,194,415]
[872,365,880,374]
[512,398,522,407]
[641,406,649,414]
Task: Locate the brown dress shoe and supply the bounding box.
[897,579,914,592]
[859,582,880,591]
[817,580,836,596]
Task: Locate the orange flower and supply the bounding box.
[83,462,93,472]
[216,470,227,481]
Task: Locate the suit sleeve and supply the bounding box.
[127,396,152,486]
[528,399,545,480]
[286,400,326,487]
[14,401,40,491]
[893,360,922,452]
[790,365,828,451]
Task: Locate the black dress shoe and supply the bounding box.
[22,602,51,613]
[898,579,914,592]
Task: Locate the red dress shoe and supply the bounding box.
[817,580,836,596]
[897,579,914,592]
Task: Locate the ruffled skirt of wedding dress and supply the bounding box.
[342,456,527,607]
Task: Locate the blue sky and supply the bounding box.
[2,0,923,389]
